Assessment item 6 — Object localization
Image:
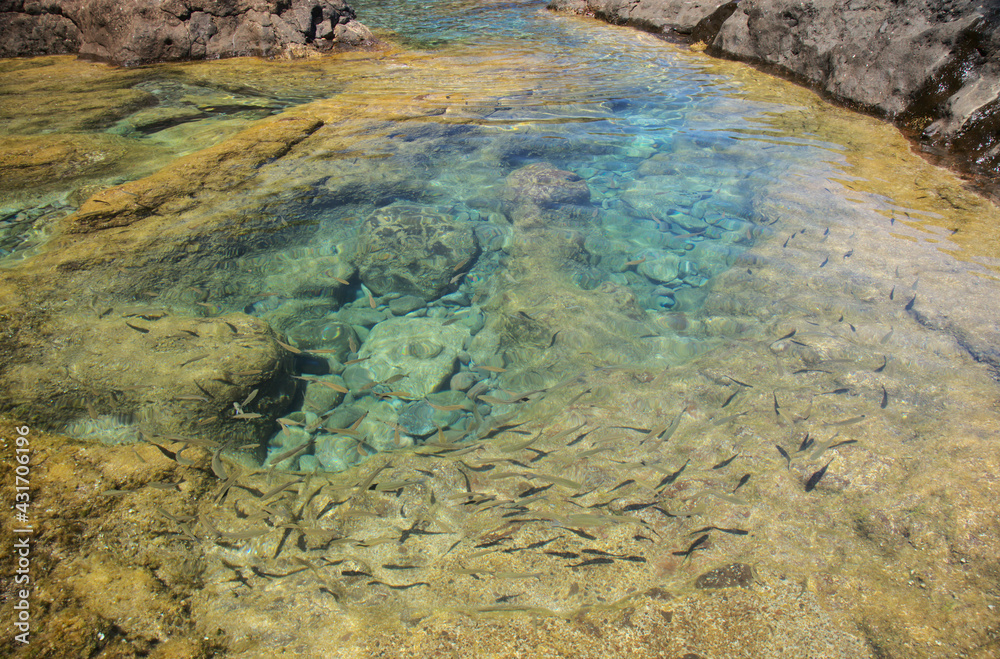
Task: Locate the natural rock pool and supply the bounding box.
[1,0,999,656]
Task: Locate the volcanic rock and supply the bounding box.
[0,0,377,66]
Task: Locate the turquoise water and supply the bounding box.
[234,2,852,469]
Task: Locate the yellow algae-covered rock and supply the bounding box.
[1,309,294,443]
[0,103,333,444]
[0,113,329,309]
[0,56,155,135]
[0,424,220,655]
[66,115,324,233]
[0,133,169,207]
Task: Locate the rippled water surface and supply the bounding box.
[2,0,999,656]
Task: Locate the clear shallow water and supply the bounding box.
[2,0,998,469]
[2,1,1000,655]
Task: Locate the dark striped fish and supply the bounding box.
[673,534,709,560]
[805,459,834,492]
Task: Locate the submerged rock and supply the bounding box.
[388,294,426,316]
[397,395,464,437]
[359,317,470,397]
[501,162,595,229]
[0,0,378,66]
[286,319,358,357]
[502,162,592,209]
[262,250,354,300]
[694,563,756,589]
[621,176,711,232]
[2,310,294,444]
[353,202,478,301]
[0,114,340,442]
[0,133,169,223]
[301,374,348,414]
[0,57,156,134]
[64,115,323,234]
[636,250,681,284]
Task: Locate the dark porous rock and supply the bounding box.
[547,0,736,38]
[0,0,378,66]
[694,563,755,589]
[353,202,478,301]
[548,0,1000,193]
[0,6,81,57]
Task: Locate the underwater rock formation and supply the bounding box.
[353,202,479,301]
[502,162,592,210]
[0,114,326,441]
[501,162,594,229]
[0,0,377,66]
[358,316,471,398]
[286,318,358,358]
[2,309,294,445]
[548,0,1000,191]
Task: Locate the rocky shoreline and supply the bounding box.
[548,0,1000,196]
[0,0,377,66]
